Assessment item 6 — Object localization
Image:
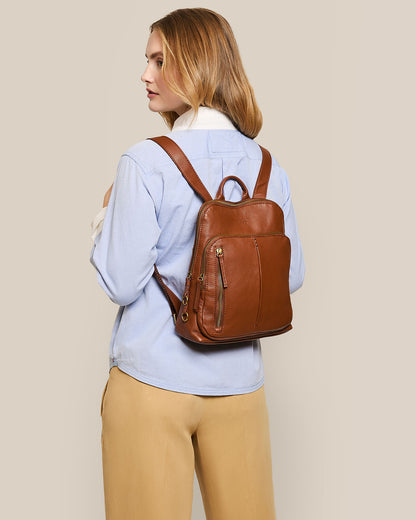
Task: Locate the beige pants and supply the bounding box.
[100,366,277,520]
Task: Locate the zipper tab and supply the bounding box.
[194,274,204,311]
[216,248,228,288]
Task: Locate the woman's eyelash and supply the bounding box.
[146,59,163,67]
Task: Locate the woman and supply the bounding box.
[90,7,305,520]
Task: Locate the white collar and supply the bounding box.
[172,106,237,131]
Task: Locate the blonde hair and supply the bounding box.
[149,8,263,139]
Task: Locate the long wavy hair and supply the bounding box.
[149,8,263,139]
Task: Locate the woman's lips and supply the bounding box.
[147,91,158,98]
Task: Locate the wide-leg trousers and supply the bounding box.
[100,366,277,520]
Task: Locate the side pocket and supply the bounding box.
[100,379,109,417]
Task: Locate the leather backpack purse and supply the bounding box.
[147,135,293,345]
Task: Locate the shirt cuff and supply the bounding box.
[91,206,107,242]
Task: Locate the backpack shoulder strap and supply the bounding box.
[147,135,212,323]
[147,136,212,202]
[253,145,272,198]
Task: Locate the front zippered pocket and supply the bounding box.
[215,247,228,329]
[197,233,291,339]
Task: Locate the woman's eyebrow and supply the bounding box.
[145,52,163,59]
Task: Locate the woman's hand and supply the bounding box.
[103,183,113,207]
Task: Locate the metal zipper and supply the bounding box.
[215,247,227,328]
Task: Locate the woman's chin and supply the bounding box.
[147,102,162,113]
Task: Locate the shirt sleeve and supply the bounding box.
[89,154,161,306]
[279,167,305,294]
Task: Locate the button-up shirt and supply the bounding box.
[89,106,305,395]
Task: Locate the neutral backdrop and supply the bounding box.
[1,1,415,519]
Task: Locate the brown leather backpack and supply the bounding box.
[147,135,293,345]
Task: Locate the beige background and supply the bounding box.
[1,1,415,518]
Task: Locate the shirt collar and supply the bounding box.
[172,106,237,131]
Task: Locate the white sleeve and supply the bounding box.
[90,206,107,243]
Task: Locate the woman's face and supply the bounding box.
[141,30,189,116]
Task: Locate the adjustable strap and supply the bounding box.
[253,145,272,198]
[147,136,212,202]
[153,266,181,324]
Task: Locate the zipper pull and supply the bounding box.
[216,248,228,288]
[194,273,204,311]
[182,274,192,307]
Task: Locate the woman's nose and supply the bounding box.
[141,63,152,84]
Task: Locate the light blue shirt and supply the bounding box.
[89,106,305,395]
